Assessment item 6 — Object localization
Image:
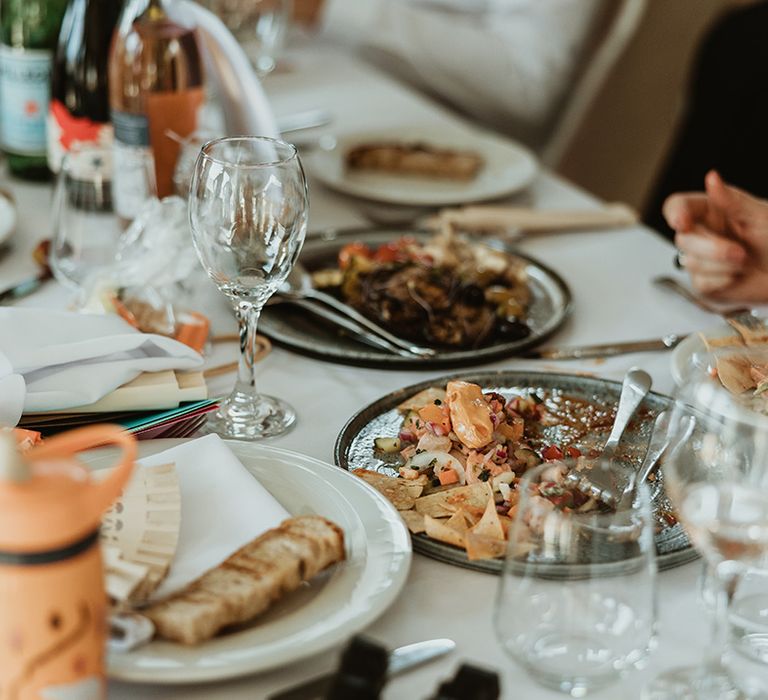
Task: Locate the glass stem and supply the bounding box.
[234,301,264,397]
[708,562,741,672]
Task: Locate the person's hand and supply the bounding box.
[293,0,325,26]
[663,170,768,302]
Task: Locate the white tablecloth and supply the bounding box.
[0,42,725,700]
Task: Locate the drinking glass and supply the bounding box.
[496,458,657,697]
[201,0,292,77]
[50,146,124,299]
[189,136,308,439]
[644,346,768,699]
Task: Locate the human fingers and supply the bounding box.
[705,170,768,231]
[678,252,744,275]
[675,231,746,266]
[663,193,712,232]
[688,270,735,295]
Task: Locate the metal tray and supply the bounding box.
[335,369,697,577]
[260,229,571,369]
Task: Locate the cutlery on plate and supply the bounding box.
[564,368,652,505]
[277,263,436,358]
[653,276,758,325]
[526,334,683,360]
[268,295,426,358]
[277,109,333,134]
[268,638,456,700]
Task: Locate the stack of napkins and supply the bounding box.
[0,308,210,435]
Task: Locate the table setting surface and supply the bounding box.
[0,41,736,700]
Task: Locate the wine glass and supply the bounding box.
[201,0,292,77]
[189,136,308,439]
[495,458,657,697]
[50,145,124,301]
[644,346,768,699]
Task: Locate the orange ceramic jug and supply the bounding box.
[0,425,136,700]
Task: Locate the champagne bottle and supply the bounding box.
[109,0,204,219]
[48,0,122,173]
[0,0,68,180]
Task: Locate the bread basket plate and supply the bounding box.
[303,125,539,206]
[84,439,411,684]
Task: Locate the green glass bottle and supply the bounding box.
[0,0,69,180]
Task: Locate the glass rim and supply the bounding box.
[198,135,298,169]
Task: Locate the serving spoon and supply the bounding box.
[277,263,436,358]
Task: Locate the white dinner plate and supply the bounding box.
[87,439,411,684]
[303,125,539,206]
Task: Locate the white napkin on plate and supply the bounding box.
[138,435,290,601]
[0,308,202,425]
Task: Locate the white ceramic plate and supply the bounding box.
[303,126,539,206]
[88,439,411,684]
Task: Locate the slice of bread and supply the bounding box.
[144,515,345,645]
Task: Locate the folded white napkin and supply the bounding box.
[138,435,290,601]
[0,309,202,425]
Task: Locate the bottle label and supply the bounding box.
[0,46,52,156]
[112,110,155,220]
[112,110,150,148]
[47,100,114,173]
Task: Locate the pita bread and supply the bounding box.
[715,352,757,394]
[465,532,506,560]
[414,482,493,518]
[400,510,426,534]
[444,509,471,533]
[699,331,743,351]
[425,515,466,549]
[728,319,768,347]
[470,497,505,541]
[352,469,423,510]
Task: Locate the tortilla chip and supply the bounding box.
[414,482,493,518]
[400,510,426,534]
[728,319,768,347]
[699,331,744,351]
[465,532,507,560]
[445,509,471,533]
[397,387,447,413]
[715,353,756,394]
[425,515,466,549]
[470,497,505,541]
[352,469,423,510]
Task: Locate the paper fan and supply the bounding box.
[102,462,181,603]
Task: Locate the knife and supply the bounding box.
[526,333,684,360]
[267,638,456,700]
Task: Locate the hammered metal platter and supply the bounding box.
[259,229,571,369]
[335,370,697,577]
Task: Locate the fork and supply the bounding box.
[564,368,652,503]
[653,276,757,324]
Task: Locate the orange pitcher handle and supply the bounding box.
[27,425,137,514]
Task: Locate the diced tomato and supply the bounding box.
[418,403,452,434]
[549,492,574,509]
[372,242,405,263]
[338,242,372,269]
[566,446,582,458]
[541,445,564,461]
[438,469,459,486]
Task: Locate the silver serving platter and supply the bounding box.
[260,228,571,369]
[335,370,697,578]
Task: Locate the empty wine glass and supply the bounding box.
[644,346,768,699]
[496,458,657,697]
[50,146,124,301]
[189,136,308,439]
[201,0,292,77]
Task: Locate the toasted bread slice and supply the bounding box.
[144,515,345,645]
